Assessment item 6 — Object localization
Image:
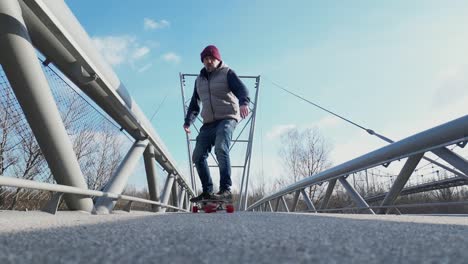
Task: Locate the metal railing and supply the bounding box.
[0,176,188,214]
[248,115,468,214]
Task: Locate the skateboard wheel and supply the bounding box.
[226,204,234,213]
[192,205,198,213]
[205,204,216,213]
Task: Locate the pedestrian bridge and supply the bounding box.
[0,1,467,263]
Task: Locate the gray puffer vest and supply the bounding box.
[196,62,241,124]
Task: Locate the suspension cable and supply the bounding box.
[264,76,466,177]
[150,92,169,122]
[265,76,392,142]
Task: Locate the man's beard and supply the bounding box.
[206,65,215,72]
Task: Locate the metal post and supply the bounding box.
[240,76,261,211]
[280,196,290,212]
[291,190,300,212]
[301,189,317,212]
[143,145,160,212]
[338,177,375,214]
[178,186,185,208]
[160,173,175,213]
[0,0,94,212]
[378,153,424,214]
[95,140,149,214]
[185,192,190,210]
[320,179,337,209]
[183,192,188,210]
[365,169,369,193]
[179,73,197,192]
[237,116,254,210]
[171,180,179,211]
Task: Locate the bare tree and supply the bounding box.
[0,88,20,176]
[0,79,127,209]
[80,123,124,191]
[277,127,332,206]
[431,171,457,201]
[0,87,21,207]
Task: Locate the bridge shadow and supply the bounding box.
[0,211,467,263]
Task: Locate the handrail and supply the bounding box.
[248,115,468,211]
[0,176,187,212]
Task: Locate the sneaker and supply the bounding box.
[190,192,214,203]
[215,189,232,201]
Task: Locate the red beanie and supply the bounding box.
[200,45,222,62]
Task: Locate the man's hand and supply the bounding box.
[183,124,191,134]
[240,105,249,119]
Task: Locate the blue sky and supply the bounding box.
[65,0,468,190]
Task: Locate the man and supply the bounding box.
[184,45,250,202]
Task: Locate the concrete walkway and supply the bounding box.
[0,211,467,263]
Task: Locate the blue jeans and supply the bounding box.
[192,119,237,193]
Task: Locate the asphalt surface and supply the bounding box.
[0,211,467,264]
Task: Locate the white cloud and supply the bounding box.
[144,18,170,30]
[265,124,296,140]
[161,52,181,64]
[132,46,150,60]
[91,35,150,66]
[137,63,152,73]
[305,115,342,130]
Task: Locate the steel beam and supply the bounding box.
[0,0,93,212]
[143,145,160,212]
[431,148,468,178]
[184,192,189,210]
[338,177,375,214]
[301,189,317,212]
[274,197,281,212]
[95,140,149,214]
[320,179,337,209]
[378,153,424,214]
[268,201,273,212]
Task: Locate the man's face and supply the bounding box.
[203,56,220,72]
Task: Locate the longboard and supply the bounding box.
[192,199,234,213]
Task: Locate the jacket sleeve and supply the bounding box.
[227,69,250,106]
[184,83,200,126]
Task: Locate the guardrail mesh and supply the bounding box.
[0,60,138,211]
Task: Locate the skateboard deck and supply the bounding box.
[192,199,234,213]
